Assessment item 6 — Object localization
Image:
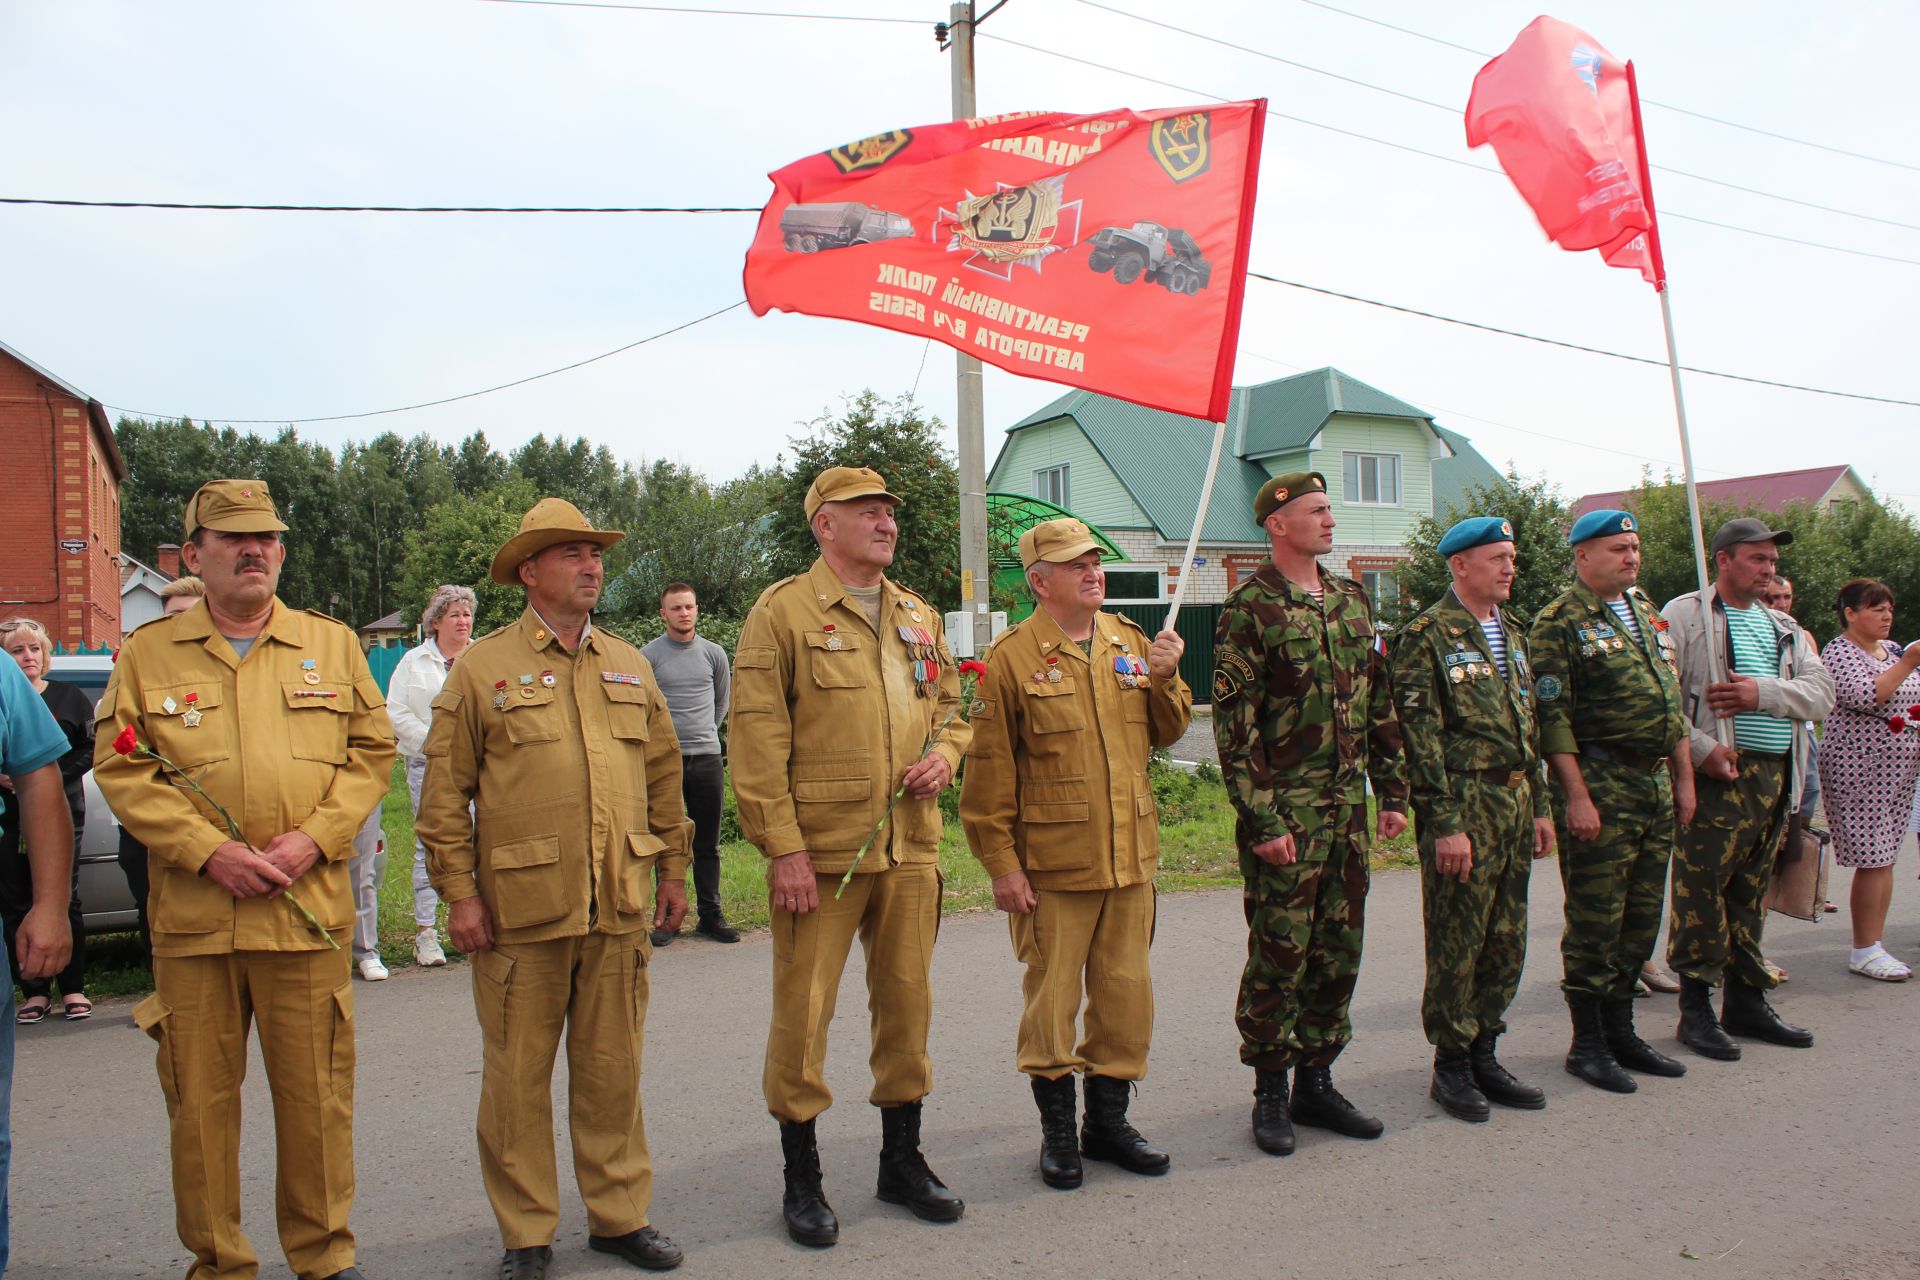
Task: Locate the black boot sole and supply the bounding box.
[1564,1059,1637,1093]
[1610,1047,1688,1077]
[1722,1021,1814,1048]
[1430,1082,1490,1123]
[1479,1089,1547,1111]
[1289,1106,1385,1139]
[783,1217,839,1248]
[875,1186,966,1222]
[1081,1142,1171,1175]
[1677,1029,1743,1061]
[1040,1163,1083,1190]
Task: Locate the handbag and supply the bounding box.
[1767,811,1830,922]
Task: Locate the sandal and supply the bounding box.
[62,995,93,1021]
[1823,900,1838,913]
[15,998,50,1025]
[1849,951,1912,983]
[1640,965,1682,994]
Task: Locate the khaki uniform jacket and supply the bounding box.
[961,608,1192,891]
[93,599,395,957]
[416,610,691,944]
[730,558,969,872]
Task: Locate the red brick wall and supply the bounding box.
[0,350,121,650]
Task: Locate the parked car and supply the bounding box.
[45,652,139,934]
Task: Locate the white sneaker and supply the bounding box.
[413,930,448,968]
[357,955,391,982]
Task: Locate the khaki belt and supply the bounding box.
[1475,767,1529,788]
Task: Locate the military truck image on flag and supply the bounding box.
[779,202,914,253]
[1085,222,1212,294]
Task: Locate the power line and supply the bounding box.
[1250,272,1920,407]
[979,33,1920,268]
[1070,0,1920,234]
[1291,0,1920,174]
[103,301,748,425]
[0,197,758,213]
[471,0,923,23]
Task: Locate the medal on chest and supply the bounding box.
[1113,646,1146,689]
[492,679,509,711]
[899,622,941,697]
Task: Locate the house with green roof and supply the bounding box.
[987,367,1503,610]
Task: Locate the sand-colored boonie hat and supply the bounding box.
[804,466,901,521]
[184,479,289,539]
[489,498,626,585]
[1019,518,1102,571]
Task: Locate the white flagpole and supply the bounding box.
[1164,417,1228,633]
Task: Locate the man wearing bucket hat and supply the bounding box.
[961,517,1191,1190]
[1660,517,1831,1060]
[1390,516,1558,1123]
[96,479,395,1280]
[730,466,969,1247]
[1526,509,1692,1094]
[1211,471,1409,1157]
[416,498,692,1278]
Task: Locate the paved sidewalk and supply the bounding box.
[10,865,1915,1279]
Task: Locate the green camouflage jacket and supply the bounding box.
[1389,587,1550,838]
[1211,562,1408,851]
[1527,579,1686,759]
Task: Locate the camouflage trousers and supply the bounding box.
[1554,759,1673,1000]
[1420,779,1534,1049]
[1669,754,1788,990]
[1236,801,1370,1071]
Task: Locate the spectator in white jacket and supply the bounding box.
[387,584,476,967]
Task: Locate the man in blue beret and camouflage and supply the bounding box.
[1212,471,1408,1157]
[1527,509,1694,1094]
[1390,516,1556,1123]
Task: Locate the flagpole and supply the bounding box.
[1164,418,1228,632]
[1627,59,1729,748]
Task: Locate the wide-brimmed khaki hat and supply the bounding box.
[489,498,626,585]
[804,466,901,521]
[1019,517,1102,570]
[184,479,289,539]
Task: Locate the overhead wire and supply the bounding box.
[0,197,758,213]
[470,0,924,23]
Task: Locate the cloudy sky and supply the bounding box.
[5,1,1915,510]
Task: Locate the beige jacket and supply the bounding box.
[417,610,691,943]
[961,608,1192,891]
[730,558,968,871]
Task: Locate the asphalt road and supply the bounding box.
[12,865,1917,1280]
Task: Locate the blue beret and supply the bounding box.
[1568,508,1637,545]
[1437,516,1514,557]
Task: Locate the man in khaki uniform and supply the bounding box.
[730,466,970,1248]
[416,499,691,1280]
[960,518,1191,1190]
[96,479,394,1280]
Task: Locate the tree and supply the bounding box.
[767,391,961,612]
[396,476,541,635]
[601,460,782,624]
[1401,469,1571,626]
[451,430,510,496]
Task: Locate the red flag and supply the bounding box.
[1465,16,1657,284]
[743,103,1265,423]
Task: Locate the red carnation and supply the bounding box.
[112,725,138,756]
[958,660,988,678]
[1892,716,1910,734]
[1910,704,1920,719]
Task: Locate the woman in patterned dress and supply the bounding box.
[1816,579,1920,981]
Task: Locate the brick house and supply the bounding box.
[0,339,125,649]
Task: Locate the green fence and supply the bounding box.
[1111,602,1220,703]
[365,643,405,694]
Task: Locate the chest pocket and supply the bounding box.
[1024,679,1085,733]
[282,684,351,764]
[602,681,653,743]
[142,684,229,769]
[500,688,562,745]
[805,632,868,689]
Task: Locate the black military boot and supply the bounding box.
[875,1102,965,1222]
[1029,1074,1082,1189]
[1468,1031,1545,1109]
[1290,1064,1384,1138]
[778,1119,838,1248]
[1250,1068,1295,1156]
[1080,1076,1170,1176]
[1601,999,1687,1077]
[1721,980,1814,1048]
[1675,976,1741,1061]
[1563,994,1636,1092]
[1429,1048,1489,1123]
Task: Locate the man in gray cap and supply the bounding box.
[1660,517,1832,1060]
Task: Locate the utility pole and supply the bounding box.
[947,0,989,652]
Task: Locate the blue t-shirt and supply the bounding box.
[0,657,70,841]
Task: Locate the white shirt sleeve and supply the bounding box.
[386,646,441,759]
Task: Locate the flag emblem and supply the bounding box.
[939,178,1082,278]
[1150,113,1211,183]
[826,129,912,174]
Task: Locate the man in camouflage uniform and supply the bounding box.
[1212,471,1409,1157]
[1528,509,1694,1094]
[1390,517,1557,1124]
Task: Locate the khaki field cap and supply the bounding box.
[184,479,289,539]
[489,497,626,585]
[1019,517,1101,570]
[804,466,901,521]
[1253,470,1327,524]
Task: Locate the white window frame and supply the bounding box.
[1359,567,1399,614]
[1032,463,1069,508]
[1342,451,1402,507]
